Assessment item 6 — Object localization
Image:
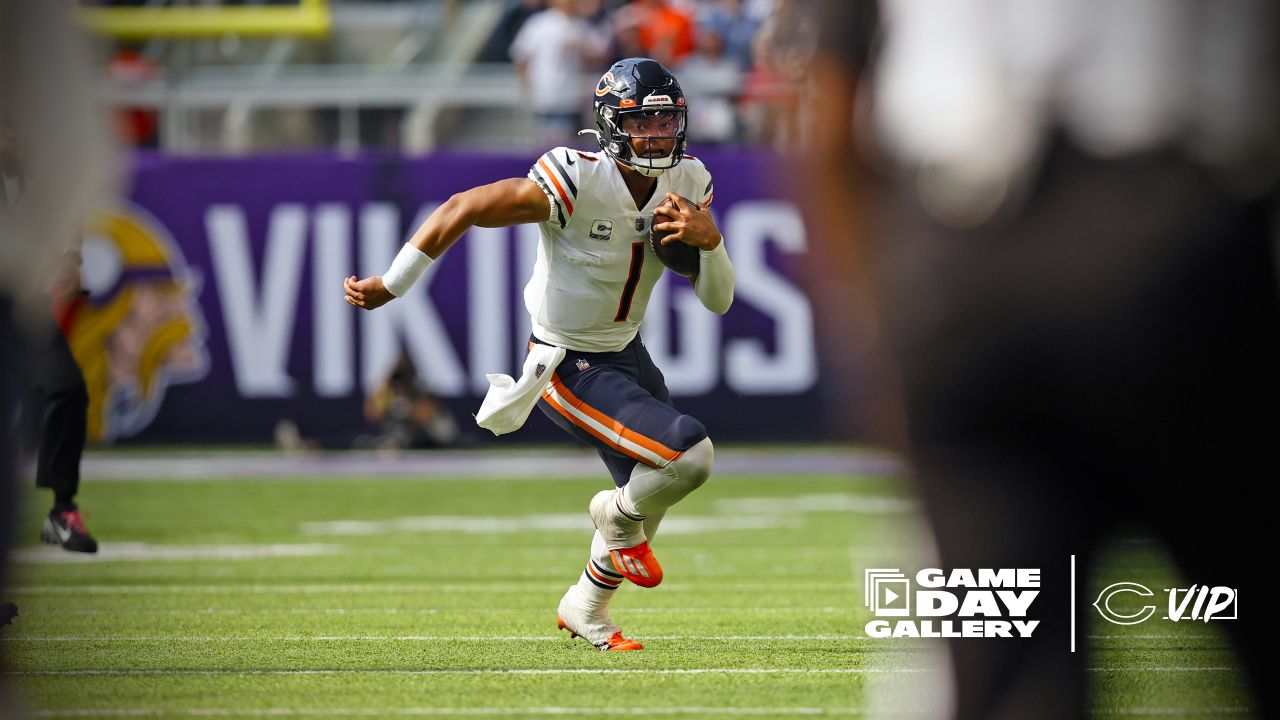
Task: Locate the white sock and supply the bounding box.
[642,508,666,543]
[575,530,623,610]
[613,485,645,520]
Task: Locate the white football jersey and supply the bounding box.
[525,147,716,353]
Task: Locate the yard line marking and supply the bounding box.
[5,667,1233,677]
[299,514,801,537]
[6,632,1218,643]
[33,708,874,717]
[57,607,856,616]
[32,706,1252,718]
[3,634,868,642]
[1086,635,1217,640]
[715,494,914,515]
[11,543,341,564]
[79,449,904,481]
[8,582,859,595]
[1086,709,1251,716]
[8,669,928,677]
[1086,667,1236,672]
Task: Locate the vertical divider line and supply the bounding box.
[1070,554,1077,653]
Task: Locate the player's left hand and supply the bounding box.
[344,275,394,310]
[653,193,721,251]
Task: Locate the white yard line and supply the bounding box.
[4,667,1232,677]
[299,514,803,537]
[78,449,904,481]
[27,706,1255,718]
[11,543,341,564]
[7,582,860,594]
[3,634,865,642]
[8,668,928,676]
[56,607,856,615]
[1086,709,1250,716]
[34,708,872,717]
[1086,635,1217,640]
[5,666,1233,676]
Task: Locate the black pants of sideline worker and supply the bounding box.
[29,320,87,510]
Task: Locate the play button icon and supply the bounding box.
[864,570,911,616]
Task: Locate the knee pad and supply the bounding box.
[671,414,707,450]
[670,436,714,492]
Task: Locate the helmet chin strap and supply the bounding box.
[630,157,672,177]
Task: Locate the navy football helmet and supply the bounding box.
[588,58,688,177]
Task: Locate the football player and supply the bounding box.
[344,57,734,651]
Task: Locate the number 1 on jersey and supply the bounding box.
[614,242,645,322]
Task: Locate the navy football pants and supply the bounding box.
[532,334,707,487]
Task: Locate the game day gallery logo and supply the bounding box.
[863,568,1041,638]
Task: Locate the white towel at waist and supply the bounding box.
[475,343,566,436]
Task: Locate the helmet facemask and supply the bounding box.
[597,106,688,176]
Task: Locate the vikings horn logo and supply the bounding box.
[67,203,210,443]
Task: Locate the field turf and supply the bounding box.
[2,450,1256,718]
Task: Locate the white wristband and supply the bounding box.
[382,243,434,297]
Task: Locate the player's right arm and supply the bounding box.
[344,177,550,310]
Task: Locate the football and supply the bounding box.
[650,195,701,278]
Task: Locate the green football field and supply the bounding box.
[2,449,1255,718]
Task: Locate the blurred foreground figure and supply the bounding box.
[0,0,116,704]
[807,1,1279,718]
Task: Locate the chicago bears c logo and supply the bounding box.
[594,71,616,97]
[68,202,210,442]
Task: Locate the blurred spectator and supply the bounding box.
[479,0,546,64]
[677,26,739,144]
[806,1,1279,718]
[746,0,817,148]
[106,43,159,149]
[362,352,461,451]
[614,0,697,68]
[510,0,607,147]
[697,0,762,71]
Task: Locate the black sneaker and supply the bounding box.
[41,508,99,553]
[0,603,16,628]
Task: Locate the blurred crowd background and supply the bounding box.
[100,0,816,153]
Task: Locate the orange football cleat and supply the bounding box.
[608,541,663,588]
[557,615,644,651]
